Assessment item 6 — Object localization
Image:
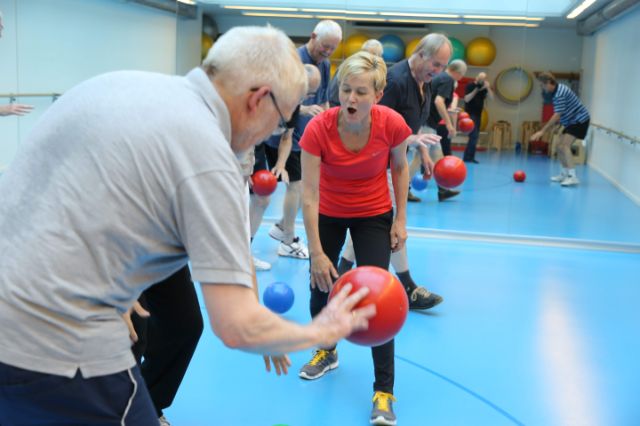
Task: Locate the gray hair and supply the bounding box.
[202,26,307,105]
[313,20,343,41]
[361,39,383,57]
[412,33,452,60]
[304,64,321,92]
[448,59,467,75]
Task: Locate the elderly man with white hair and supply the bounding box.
[266,20,343,260]
[0,25,373,425]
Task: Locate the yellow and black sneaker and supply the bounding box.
[298,349,338,380]
[370,391,397,425]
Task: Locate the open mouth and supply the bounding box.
[347,107,357,115]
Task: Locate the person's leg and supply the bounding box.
[249,143,271,239]
[463,113,481,162]
[136,265,204,418]
[265,149,309,259]
[0,362,157,425]
[407,146,422,202]
[349,212,398,424]
[558,132,579,186]
[433,126,460,201]
[299,215,348,380]
[438,125,452,157]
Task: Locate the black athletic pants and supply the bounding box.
[309,211,395,394]
[132,265,203,417]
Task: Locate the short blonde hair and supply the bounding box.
[202,26,307,106]
[337,51,387,93]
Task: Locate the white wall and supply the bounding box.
[0,0,201,169]
[212,15,583,143]
[581,6,640,204]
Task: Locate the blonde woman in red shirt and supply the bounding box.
[299,51,416,426]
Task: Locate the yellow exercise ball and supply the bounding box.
[465,37,496,66]
[201,33,214,60]
[343,34,369,58]
[405,38,421,58]
[330,41,344,60]
[481,108,489,131]
[330,62,338,78]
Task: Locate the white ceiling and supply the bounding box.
[196,0,613,28]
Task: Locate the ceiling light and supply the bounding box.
[465,21,540,27]
[242,12,314,18]
[224,5,299,12]
[567,0,597,19]
[387,19,463,25]
[301,9,378,15]
[379,12,460,18]
[463,15,543,21]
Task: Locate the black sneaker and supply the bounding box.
[409,287,443,310]
[299,349,338,380]
[437,188,460,202]
[407,191,421,202]
[370,391,397,425]
[464,159,479,164]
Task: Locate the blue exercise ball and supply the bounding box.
[411,173,428,191]
[379,34,405,63]
[263,282,295,314]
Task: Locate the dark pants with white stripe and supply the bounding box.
[0,362,157,425]
[309,211,395,394]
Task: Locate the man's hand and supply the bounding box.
[530,131,544,141]
[263,354,292,375]
[122,301,150,343]
[311,283,376,348]
[300,104,324,117]
[0,103,34,117]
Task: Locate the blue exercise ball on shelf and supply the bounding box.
[379,34,405,63]
[263,281,295,314]
[411,173,428,191]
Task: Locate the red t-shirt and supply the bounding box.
[300,105,411,218]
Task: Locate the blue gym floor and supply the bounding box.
[166,151,640,426]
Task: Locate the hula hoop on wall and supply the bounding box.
[494,67,533,104]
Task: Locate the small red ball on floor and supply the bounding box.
[513,170,526,182]
[329,266,408,347]
[251,170,277,196]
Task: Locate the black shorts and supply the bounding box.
[264,145,302,182]
[253,143,268,174]
[563,120,590,140]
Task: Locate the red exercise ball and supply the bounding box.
[458,111,470,120]
[252,170,277,196]
[458,117,475,134]
[434,155,467,189]
[329,266,408,347]
[513,170,526,182]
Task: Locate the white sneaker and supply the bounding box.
[253,256,271,271]
[560,175,580,186]
[278,237,309,259]
[550,173,566,182]
[158,415,171,426]
[269,223,286,242]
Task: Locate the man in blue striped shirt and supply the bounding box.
[531,72,590,186]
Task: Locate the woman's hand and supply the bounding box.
[310,252,339,293]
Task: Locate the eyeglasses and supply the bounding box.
[268,91,288,130]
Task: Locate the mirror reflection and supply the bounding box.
[1,0,638,247]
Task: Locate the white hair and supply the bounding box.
[313,20,342,42]
[361,39,383,57]
[448,59,467,75]
[202,26,307,105]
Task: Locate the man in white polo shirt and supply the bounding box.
[0,25,374,425]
